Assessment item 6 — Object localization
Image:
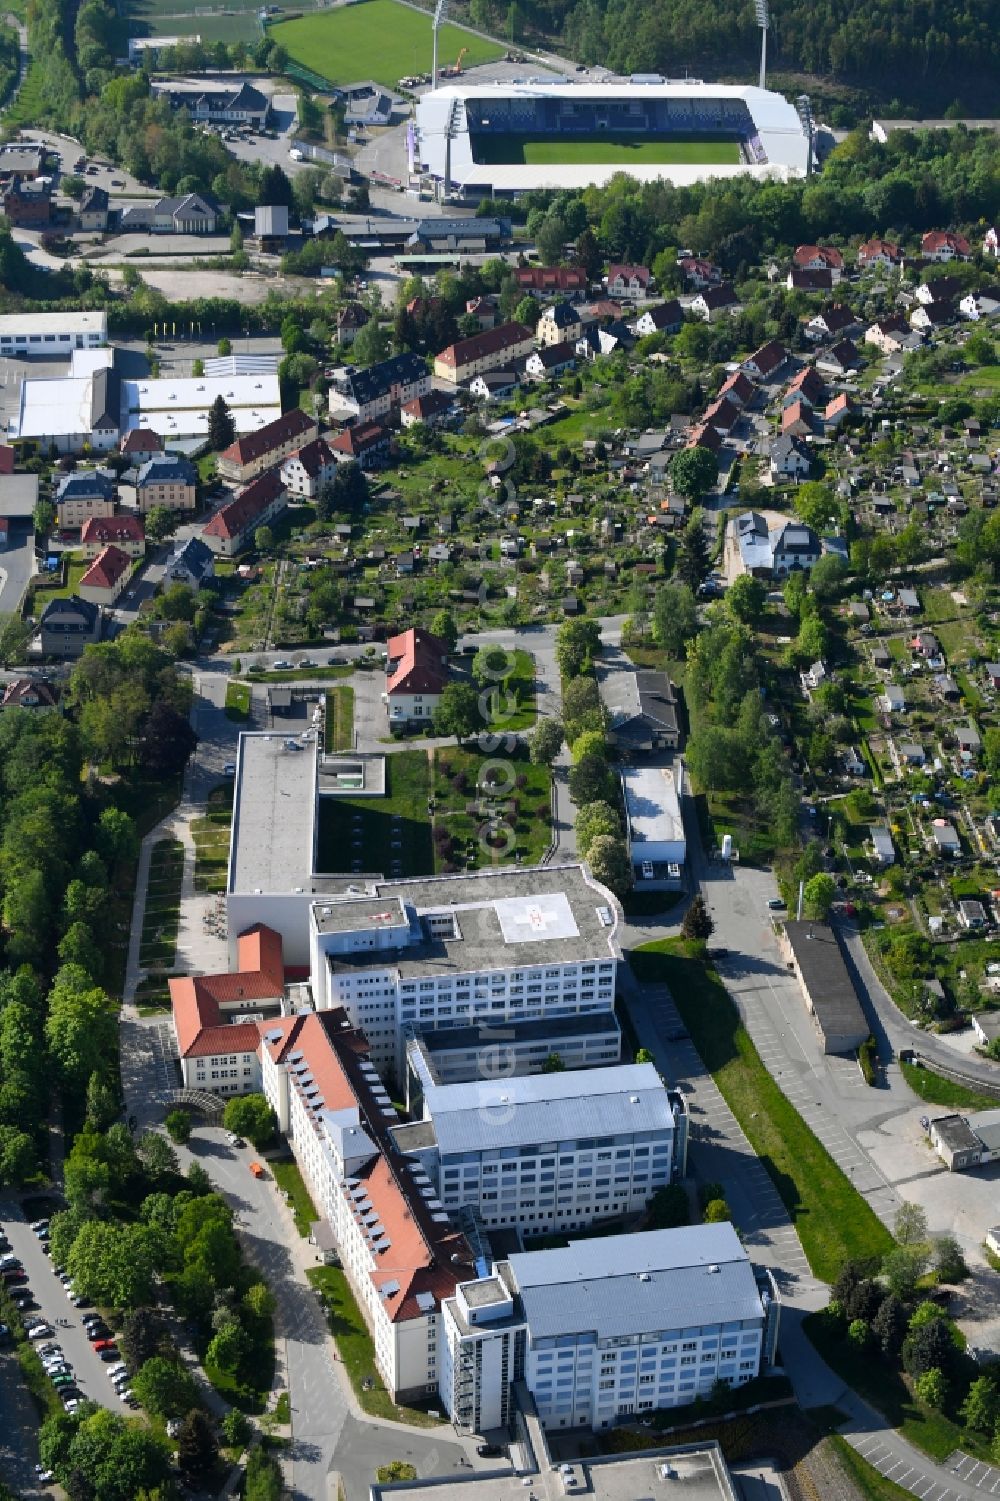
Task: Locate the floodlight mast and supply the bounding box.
[432,0,449,89]
[754,0,769,90]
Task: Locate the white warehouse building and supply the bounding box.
[390,1063,688,1236]
[439,1224,779,1434]
[622,763,686,875]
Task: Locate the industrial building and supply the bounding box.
[929,1109,1000,1171]
[439,1223,779,1433]
[777,921,869,1054]
[120,372,282,447]
[0,310,107,358]
[621,763,686,880]
[389,1063,687,1235]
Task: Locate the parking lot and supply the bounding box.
[1,1204,129,1418]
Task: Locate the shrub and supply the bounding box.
[858,1036,877,1086]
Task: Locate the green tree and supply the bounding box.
[144,504,177,544]
[571,728,607,764]
[221,1094,276,1150]
[681,894,714,942]
[726,573,767,624]
[165,1110,192,1145]
[45,965,117,1094]
[131,1357,199,1420]
[873,1293,907,1358]
[554,618,601,679]
[540,1052,565,1073]
[671,447,718,503]
[529,717,563,766]
[883,1243,930,1298]
[576,800,621,857]
[585,834,632,897]
[178,1408,217,1477]
[847,1318,870,1348]
[896,1200,929,1247]
[0,1125,38,1186]
[635,1047,654,1063]
[793,481,837,532]
[561,674,605,742]
[915,1367,947,1407]
[208,395,236,451]
[432,682,482,741]
[703,1198,731,1223]
[351,317,390,366]
[809,553,848,600]
[514,295,539,327]
[430,609,458,651]
[245,1448,283,1501]
[676,511,711,589]
[934,1235,967,1283]
[960,1376,1000,1433]
[67,1220,158,1309]
[648,1183,689,1229]
[803,872,837,919]
[254,525,274,555]
[568,753,616,807]
[119,1308,168,1372]
[652,580,699,657]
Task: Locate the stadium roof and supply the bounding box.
[416,81,809,193]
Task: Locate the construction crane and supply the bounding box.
[439,46,468,78]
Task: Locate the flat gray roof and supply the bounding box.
[0,473,40,518]
[229,731,318,895]
[421,1063,671,1156]
[416,1010,620,1054]
[316,865,621,977]
[506,1224,763,1342]
[783,920,868,1049]
[622,763,684,846]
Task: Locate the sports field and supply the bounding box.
[472,132,742,166]
[270,0,504,88]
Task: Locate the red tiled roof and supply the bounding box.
[608,262,651,285]
[220,407,315,467]
[826,393,851,418]
[515,266,587,291]
[859,238,902,261]
[79,544,130,591]
[203,469,284,541]
[436,321,532,370]
[1,677,58,708]
[793,244,844,270]
[719,370,754,403]
[782,399,809,432]
[787,366,825,403]
[121,428,163,455]
[184,1021,262,1060]
[746,340,787,376]
[386,626,449,697]
[81,514,145,544]
[922,230,971,256]
[330,422,387,457]
[283,437,336,477]
[170,924,285,1057]
[402,391,451,420]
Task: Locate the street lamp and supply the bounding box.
[754,0,769,90]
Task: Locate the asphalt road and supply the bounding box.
[0,527,35,617]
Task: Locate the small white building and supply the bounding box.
[0,310,107,359]
[870,825,895,866]
[622,763,686,876]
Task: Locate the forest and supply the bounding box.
[463,0,1000,114]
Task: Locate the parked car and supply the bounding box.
[29,1219,49,1233]
[477,1444,503,1458]
[34,1465,55,1484]
[28,1325,54,1339]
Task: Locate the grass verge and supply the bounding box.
[901,1059,1000,1112]
[191,785,234,894]
[828,1434,923,1501]
[139,838,185,969]
[325,684,355,753]
[804,1307,994,1463]
[225,680,251,721]
[306,1266,441,1428]
[630,940,894,1281]
[271,1158,318,1238]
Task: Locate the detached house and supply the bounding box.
[742,340,788,381]
[78,185,109,231]
[806,305,860,342]
[769,435,812,479]
[330,422,389,469]
[727,510,820,578]
[39,595,101,658]
[607,264,651,298]
[632,300,683,338]
[55,469,116,530]
[525,341,576,381]
[865,317,921,355]
[536,301,582,347]
[679,257,720,288]
[690,284,739,322]
[78,544,131,607]
[163,536,214,589]
[385,626,450,726]
[816,339,860,376]
[793,245,844,280]
[514,265,587,295]
[858,238,903,268]
[280,437,338,498]
[136,455,197,513]
[787,267,833,292]
[120,427,163,463]
[921,231,971,262]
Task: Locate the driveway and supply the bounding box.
[0,527,35,616]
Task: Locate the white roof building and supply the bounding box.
[416,81,810,196]
[0,310,107,356]
[622,763,686,870]
[120,372,282,443]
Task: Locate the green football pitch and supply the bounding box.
[472,134,743,166]
[269,0,504,88]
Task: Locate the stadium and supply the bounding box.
[415,79,811,196]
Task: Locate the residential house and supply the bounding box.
[607,264,651,298]
[911,302,955,333]
[806,305,860,341]
[525,341,575,381]
[136,455,197,514]
[329,353,431,426]
[469,369,519,402]
[514,265,587,295]
[335,303,369,347]
[78,185,109,231]
[959,899,988,929]
[865,317,922,355]
[599,669,680,752]
[727,510,820,578]
[678,257,720,288]
[329,422,389,469]
[535,302,582,347]
[870,825,895,866]
[78,544,131,607]
[690,283,739,322]
[280,438,338,498]
[896,740,927,769]
[632,300,683,338]
[793,244,844,278]
[434,322,533,386]
[718,370,755,407]
[781,399,812,438]
[216,409,317,485]
[824,393,852,429]
[816,339,860,376]
[985,227,999,257]
[931,821,961,856]
[79,514,145,560]
[984,663,1000,691]
[385,627,450,725]
[785,366,825,407]
[912,630,941,659]
[1,677,59,711]
[971,1013,1000,1049]
[39,595,101,657]
[464,295,497,330]
[787,267,833,292]
[703,396,741,436]
[769,435,812,479]
[0,177,50,227]
[202,470,286,557]
[742,340,788,381]
[55,469,116,530]
[960,288,1000,321]
[858,238,903,268]
[956,722,982,759]
[934,673,960,701]
[163,535,214,589]
[882,683,906,713]
[400,391,453,429]
[120,427,163,462]
[921,230,971,262]
[915,275,964,306]
[842,745,867,777]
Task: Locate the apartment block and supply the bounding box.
[439,1225,778,1433]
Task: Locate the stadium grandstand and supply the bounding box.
[415,79,810,195]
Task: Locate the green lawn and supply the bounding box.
[325,684,355,753]
[432,745,551,870]
[470,646,536,731]
[805,1307,994,1464]
[225,680,251,721]
[828,1435,924,1501]
[191,786,233,895]
[33,553,89,602]
[245,665,353,683]
[473,133,742,166]
[270,0,503,87]
[315,749,433,877]
[307,1266,441,1427]
[900,1060,1000,1112]
[140,839,185,970]
[630,941,894,1282]
[271,1158,318,1238]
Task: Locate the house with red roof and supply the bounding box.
[216,407,318,484]
[329,421,389,469]
[385,626,450,726]
[1,677,60,711]
[77,544,132,606]
[741,340,788,381]
[170,924,285,1092]
[792,244,844,279]
[202,470,286,557]
[120,427,163,461]
[718,370,755,407]
[921,230,971,263]
[80,513,146,560]
[781,399,812,438]
[858,238,903,268]
[280,437,339,498]
[607,264,651,298]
